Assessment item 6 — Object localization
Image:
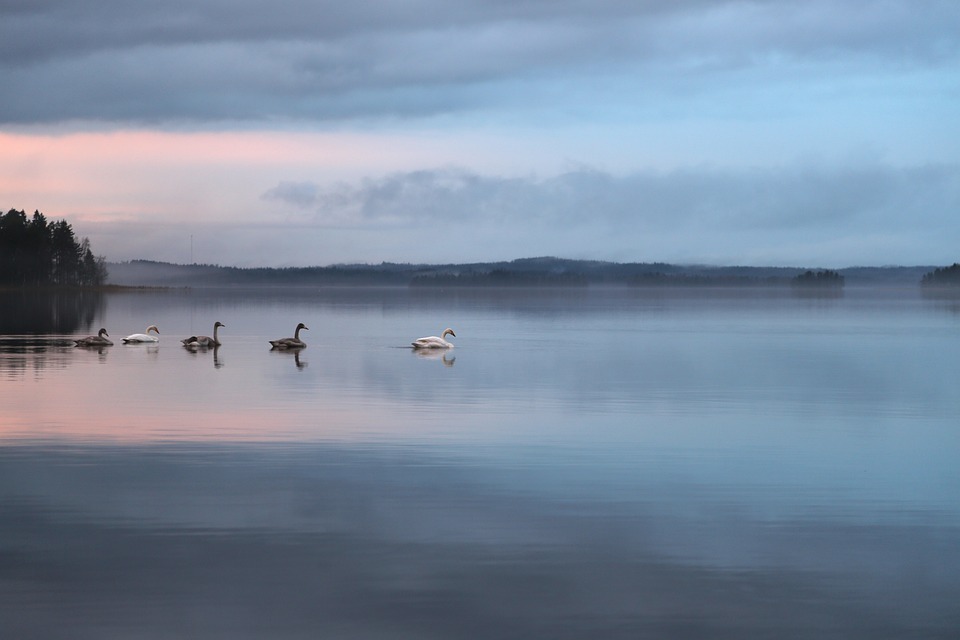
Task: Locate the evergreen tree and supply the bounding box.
[51,219,80,285]
[25,210,51,284]
[0,208,107,286]
[78,237,108,285]
[921,263,960,286]
[792,269,844,287]
[0,209,29,283]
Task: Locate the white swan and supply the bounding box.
[412,328,456,349]
[182,321,224,347]
[122,325,160,343]
[74,328,113,347]
[269,322,308,349]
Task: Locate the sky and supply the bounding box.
[1,0,958,268]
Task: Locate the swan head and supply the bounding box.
[442,328,456,339]
[147,325,160,335]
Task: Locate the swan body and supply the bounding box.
[182,322,224,347]
[122,325,160,343]
[269,322,308,349]
[412,328,456,349]
[74,328,113,347]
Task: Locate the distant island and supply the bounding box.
[104,257,946,289]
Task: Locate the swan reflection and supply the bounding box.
[270,346,307,369]
[72,343,112,362]
[413,349,456,367]
[93,346,111,362]
[143,344,160,358]
[183,343,224,369]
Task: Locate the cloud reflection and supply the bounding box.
[0,443,956,639]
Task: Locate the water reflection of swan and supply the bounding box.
[123,325,160,343]
[270,323,308,349]
[414,349,456,366]
[412,328,455,350]
[184,343,224,368]
[182,322,224,347]
[293,350,306,369]
[74,328,113,347]
[270,346,307,369]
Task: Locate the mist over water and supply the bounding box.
[1,287,958,638]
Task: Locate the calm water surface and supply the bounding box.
[1,287,958,638]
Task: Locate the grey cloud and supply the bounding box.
[93,161,959,266]
[1,0,956,124]
[262,180,319,209]
[267,164,960,236]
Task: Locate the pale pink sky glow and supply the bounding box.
[2,129,408,224]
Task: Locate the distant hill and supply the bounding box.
[105,258,938,288]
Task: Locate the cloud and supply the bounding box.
[262,181,320,209]
[245,162,960,266]
[5,2,957,268]
[264,163,960,232]
[1,0,957,125]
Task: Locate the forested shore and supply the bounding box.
[0,209,107,287]
[3,207,953,290]
[104,258,944,288]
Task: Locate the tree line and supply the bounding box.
[0,209,107,286]
[921,263,960,286]
[792,269,844,287]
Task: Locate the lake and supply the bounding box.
[1,286,958,638]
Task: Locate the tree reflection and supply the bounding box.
[0,339,74,378]
[0,289,105,334]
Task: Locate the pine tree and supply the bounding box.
[0,208,107,286]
